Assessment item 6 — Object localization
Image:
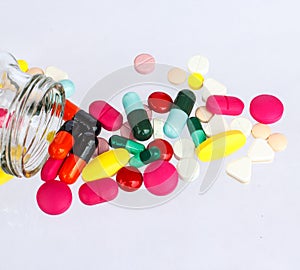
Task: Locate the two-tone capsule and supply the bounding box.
[187,117,207,147]
[129,147,161,168]
[109,135,145,155]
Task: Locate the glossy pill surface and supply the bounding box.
[147,139,173,161]
[41,157,65,181]
[59,79,75,98]
[144,161,178,196]
[148,92,173,113]
[109,135,145,155]
[92,137,110,158]
[188,73,204,90]
[187,117,206,147]
[82,149,130,182]
[89,100,123,131]
[36,180,72,215]
[73,110,101,136]
[63,100,80,121]
[79,178,119,206]
[120,121,135,140]
[129,147,161,168]
[134,53,155,74]
[250,94,284,124]
[206,95,244,116]
[116,166,143,192]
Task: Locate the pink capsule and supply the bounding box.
[206,95,244,116]
[92,137,110,158]
[78,178,119,206]
[89,100,123,131]
[41,157,65,181]
[0,108,8,128]
[120,121,135,140]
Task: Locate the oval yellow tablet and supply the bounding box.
[82,148,130,182]
[0,167,14,185]
[196,130,246,162]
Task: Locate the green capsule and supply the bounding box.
[129,147,161,168]
[187,117,207,147]
[109,135,145,155]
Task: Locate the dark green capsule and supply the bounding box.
[187,117,207,147]
[108,135,145,155]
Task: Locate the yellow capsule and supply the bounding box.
[82,149,130,182]
[196,130,246,162]
[0,167,14,185]
[188,72,204,90]
[17,59,29,72]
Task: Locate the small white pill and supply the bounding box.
[248,139,275,163]
[202,115,229,137]
[230,117,252,137]
[201,78,227,102]
[226,156,252,184]
[45,66,68,81]
[153,118,165,139]
[187,55,209,75]
[173,138,195,160]
[177,158,200,182]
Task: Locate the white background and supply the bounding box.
[1,0,300,269]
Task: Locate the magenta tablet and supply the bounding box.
[206,95,244,116]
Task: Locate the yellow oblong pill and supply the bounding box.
[196,130,246,162]
[82,148,130,182]
[0,167,14,185]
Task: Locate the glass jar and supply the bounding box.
[0,51,65,178]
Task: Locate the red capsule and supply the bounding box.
[63,100,80,121]
[41,157,65,181]
[147,139,173,161]
[116,166,143,192]
[148,92,173,113]
[48,131,75,159]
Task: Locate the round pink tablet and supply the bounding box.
[78,178,119,206]
[36,180,72,215]
[134,53,155,74]
[89,100,123,131]
[144,160,178,196]
[0,108,8,128]
[41,157,65,181]
[250,94,284,124]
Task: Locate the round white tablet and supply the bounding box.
[177,158,200,182]
[230,117,252,137]
[187,55,209,75]
[173,138,195,160]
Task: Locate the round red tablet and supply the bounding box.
[250,94,284,124]
[116,166,143,192]
[36,180,72,215]
[147,139,173,161]
[148,92,173,113]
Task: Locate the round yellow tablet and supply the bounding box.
[267,133,287,152]
[17,59,29,72]
[188,73,204,90]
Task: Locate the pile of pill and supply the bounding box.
[0,54,287,215]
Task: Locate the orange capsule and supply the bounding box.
[48,131,75,159]
[63,100,80,121]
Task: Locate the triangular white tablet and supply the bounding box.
[248,139,275,163]
[226,156,252,184]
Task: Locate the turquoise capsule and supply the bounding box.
[163,89,196,138]
[59,79,75,98]
[187,117,207,146]
[129,147,161,168]
[122,92,153,141]
[109,135,145,155]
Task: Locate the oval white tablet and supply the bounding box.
[173,138,195,160]
[230,117,252,137]
[177,158,200,182]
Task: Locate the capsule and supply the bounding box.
[41,157,65,181]
[122,92,153,141]
[187,117,207,147]
[163,89,196,138]
[63,100,80,121]
[129,147,161,168]
[48,120,86,159]
[82,149,130,182]
[59,132,98,184]
[73,110,101,136]
[109,135,145,155]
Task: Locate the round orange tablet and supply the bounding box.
[267,133,287,152]
[195,106,214,123]
[167,67,186,85]
[251,123,271,139]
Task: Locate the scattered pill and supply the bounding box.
[147,139,173,161]
[89,100,123,131]
[144,160,178,196]
[82,149,130,182]
[129,147,161,168]
[202,115,229,137]
[226,157,252,184]
[36,180,72,215]
[176,158,200,182]
[250,94,284,124]
[45,66,68,81]
[79,178,118,206]
[248,139,275,163]
[92,137,110,158]
[26,67,44,75]
[187,117,207,147]
[134,53,155,75]
[73,110,102,136]
[0,167,13,185]
[120,121,135,140]
[167,67,186,85]
[188,73,204,90]
[164,89,196,139]
[122,92,153,141]
[59,79,75,98]
[267,133,288,152]
[152,118,165,139]
[0,108,8,128]
[251,123,271,139]
[187,55,209,75]
[116,166,143,192]
[196,130,246,162]
[206,95,244,116]
[17,59,29,72]
[109,135,145,155]
[63,100,80,121]
[230,117,252,137]
[195,106,214,123]
[201,78,227,102]
[41,157,65,181]
[144,104,153,120]
[173,138,195,160]
[148,91,173,113]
